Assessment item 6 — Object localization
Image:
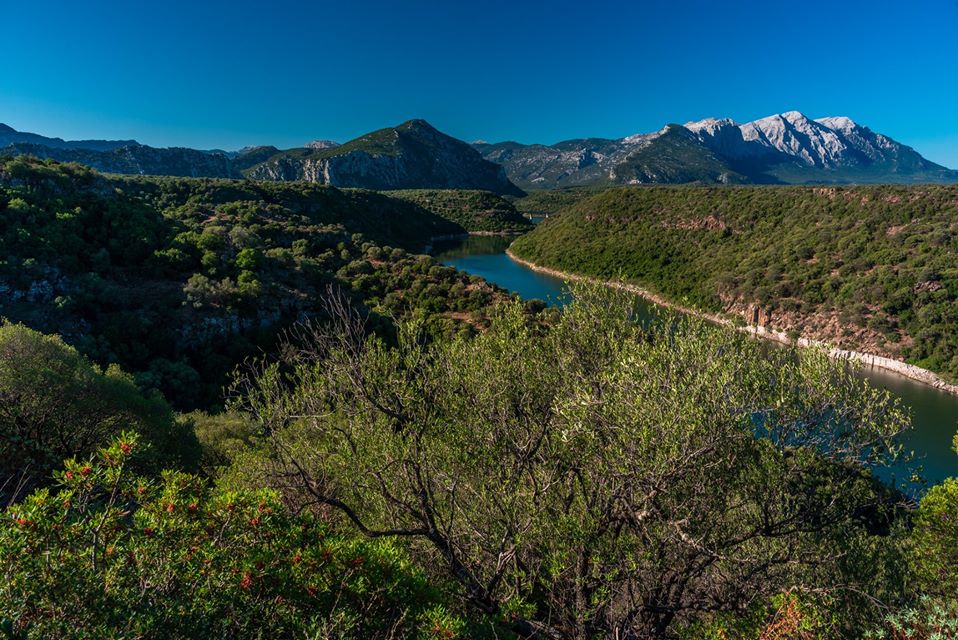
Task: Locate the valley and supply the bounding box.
[432,234,958,485]
[4,122,958,638]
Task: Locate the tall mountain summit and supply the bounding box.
[475,112,958,188]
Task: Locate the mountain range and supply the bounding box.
[1,112,954,192]
[475,111,958,188]
[0,120,522,195]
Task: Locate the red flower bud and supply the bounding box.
[166,503,175,514]
[188,503,198,512]
[144,527,155,537]
[292,554,302,564]
[120,442,132,455]
[249,517,260,527]
[137,485,146,495]
[65,471,74,480]
[306,585,317,596]
[80,466,91,477]
[240,573,252,589]
[15,518,28,527]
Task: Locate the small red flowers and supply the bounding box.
[306,585,318,596]
[137,485,146,495]
[188,503,198,512]
[106,546,115,556]
[15,518,28,527]
[240,573,252,589]
[249,517,260,527]
[119,442,132,455]
[292,554,302,565]
[350,556,364,568]
[166,503,175,514]
[62,500,71,510]
[65,471,74,480]
[144,527,155,538]
[80,466,91,477]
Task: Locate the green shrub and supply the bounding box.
[0,434,481,639]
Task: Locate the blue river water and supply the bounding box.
[433,234,958,489]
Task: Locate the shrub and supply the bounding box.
[0,434,481,639]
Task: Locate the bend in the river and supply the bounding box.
[432,234,958,488]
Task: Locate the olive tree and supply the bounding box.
[233,285,909,639]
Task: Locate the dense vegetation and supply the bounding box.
[3,158,958,638]
[390,189,532,232]
[0,322,198,501]
[4,286,958,637]
[511,184,958,381]
[1,435,490,639]
[0,157,520,409]
[510,187,602,217]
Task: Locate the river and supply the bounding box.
[433,234,958,488]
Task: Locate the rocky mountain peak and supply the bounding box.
[815,116,859,132]
[305,139,340,149]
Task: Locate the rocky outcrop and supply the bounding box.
[246,120,524,196]
[0,143,243,178]
[475,111,958,189]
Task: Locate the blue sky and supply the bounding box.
[2,0,958,167]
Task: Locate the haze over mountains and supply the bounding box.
[2,112,954,192]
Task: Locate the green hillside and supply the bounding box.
[0,157,516,409]
[388,189,532,232]
[511,183,958,380]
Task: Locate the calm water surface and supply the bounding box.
[433,235,958,488]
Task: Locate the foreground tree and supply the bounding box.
[233,285,911,639]
[863,434,958,639]
[0,434,481,639]
[0,322,199,502]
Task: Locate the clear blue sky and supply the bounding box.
[2,0,958,167]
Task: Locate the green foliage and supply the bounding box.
[389,189,532,232]
[186,410,259,477]
[231,285,910,638]
[865,597,958,639]
[908,436,958,600]
[511,186,602,217]
[0,434,484,639]
[0,322,199,500]
[511,184,958,381]
[0,157,515,409]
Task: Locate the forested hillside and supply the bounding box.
[2,157,958,639]
[0,157,519,409]
[511,184,958,381]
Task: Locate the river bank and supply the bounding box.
[505,248,958,397]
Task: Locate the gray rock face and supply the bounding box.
[246,120,524,196]
[475,112,958,188]
[1,143,243,178]
[304,139,340,149]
